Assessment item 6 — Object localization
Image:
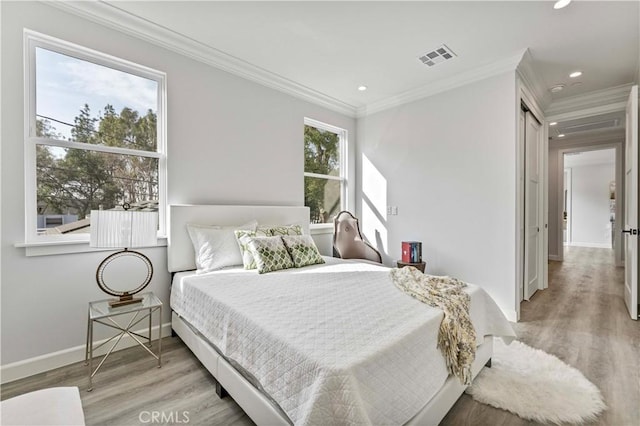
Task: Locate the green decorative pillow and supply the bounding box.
[246,236,294,274]
[282,235,325,268]
[268,224,303,236]
[235,227,271,269]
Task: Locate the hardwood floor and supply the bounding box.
[2,246,638,425]
[442,246,640,426]
[0,338,254,426]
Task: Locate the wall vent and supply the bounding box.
[418,44,457,67]
[559,119,620,135]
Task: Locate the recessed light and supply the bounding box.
[550,84,565,93]
[569,71,582,78]
[558,134,566,138]
[358,85,368,91]
[554,0,571,9]
[549,122,558,126]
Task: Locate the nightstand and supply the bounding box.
[85,292,162,391]
[397,260,426,273]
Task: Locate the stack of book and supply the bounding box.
[401,241,422,263]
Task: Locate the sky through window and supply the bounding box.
[35,48,157,141]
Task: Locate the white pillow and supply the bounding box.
[187,220,257,273]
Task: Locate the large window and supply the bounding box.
[24,31,166,242]
[304,118,347,224]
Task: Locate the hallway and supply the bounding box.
[443,246,639,425]
[518,246,638,425]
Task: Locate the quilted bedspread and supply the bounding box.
[171,257,515,425]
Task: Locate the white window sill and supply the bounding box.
[309,224,333,235]
[15,238,167,257]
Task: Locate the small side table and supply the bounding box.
[85,292,162,391]
[397,260,426,273]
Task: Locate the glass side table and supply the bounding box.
[85,292,162,391]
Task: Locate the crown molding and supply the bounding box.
[45,0,358,118]
[50,1,625,122]
[356,50,525,118]
[545,84,633,118]
[516,49,551,112]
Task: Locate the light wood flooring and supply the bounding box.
[2,247,638,425]
[442,246,639,426]
[1,338,253,426]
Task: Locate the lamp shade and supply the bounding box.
[90,210,158,248]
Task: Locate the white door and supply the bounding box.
[623,85,638,320]
[519,109,526,302]
[524,111,542,300]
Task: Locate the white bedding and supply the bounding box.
[170,257,515,425]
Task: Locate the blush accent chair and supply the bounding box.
[333,211,382,264]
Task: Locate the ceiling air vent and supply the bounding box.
[559,119,620,135]
[418,44,457,67]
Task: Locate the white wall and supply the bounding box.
[569,161,615,247]
[356,72,518,318]
[1,1,355,372]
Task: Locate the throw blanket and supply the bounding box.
[390,266,477,384]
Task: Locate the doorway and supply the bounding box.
[547,112,626,267]
[555,142,624,266]
[518,86,638,322]
[562,148,617,254]
[543,101,634,318]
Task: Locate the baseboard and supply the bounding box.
[500,308,518,323]
[568,242,612,248]
[548,255,562,261]
[0,322,172,384]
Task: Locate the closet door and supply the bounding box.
[524,111,542,300]
[519,109,526,302]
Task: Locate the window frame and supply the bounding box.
[303,117,348,227]
[23,30,167,244]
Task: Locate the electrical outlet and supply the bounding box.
[387,206,392,215]
[391,206,398,215]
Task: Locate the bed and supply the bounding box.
[168,204,515,425]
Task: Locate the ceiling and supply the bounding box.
[104,1,639,111]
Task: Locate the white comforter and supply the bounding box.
[170,257,515,425]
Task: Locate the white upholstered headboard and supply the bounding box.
[168,204,310,272]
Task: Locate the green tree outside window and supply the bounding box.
[304,124,342,223]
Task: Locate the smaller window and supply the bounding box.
[303,118,347,224]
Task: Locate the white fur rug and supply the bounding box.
[465,339,606,424]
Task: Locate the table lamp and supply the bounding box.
[90,204,158,307]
